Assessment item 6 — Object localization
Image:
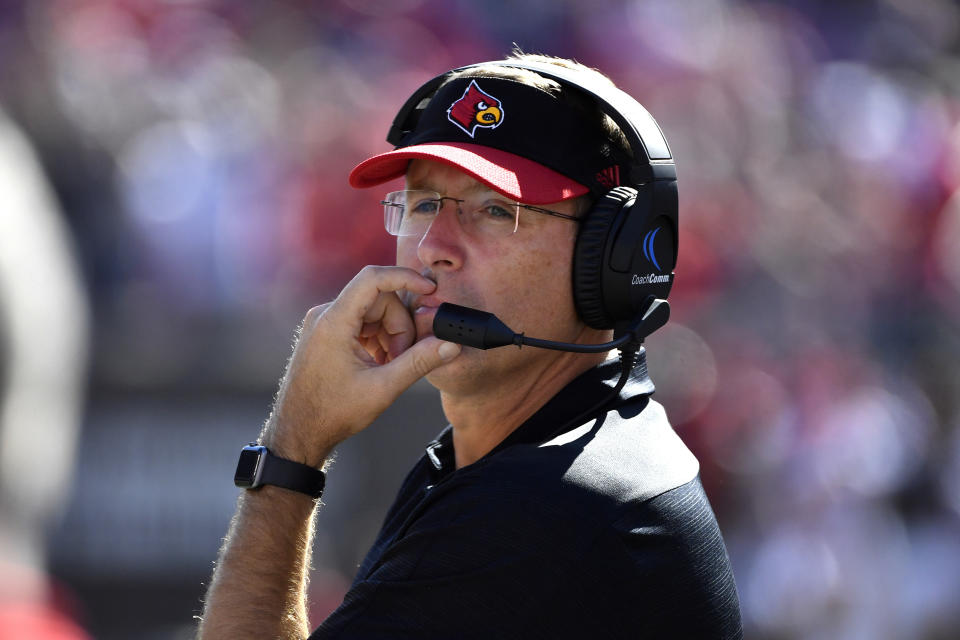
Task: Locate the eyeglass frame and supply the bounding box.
[380,189,582,238]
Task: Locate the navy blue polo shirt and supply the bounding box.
[311,353,742,638]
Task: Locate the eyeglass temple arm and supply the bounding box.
[518,204,581,222]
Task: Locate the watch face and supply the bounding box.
[234,448,263,487]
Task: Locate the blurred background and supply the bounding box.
[1,0,959,638]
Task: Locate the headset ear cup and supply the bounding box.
[573,187,637,329]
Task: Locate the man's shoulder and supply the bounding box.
[401,397,704,556]
[480,398,700,515]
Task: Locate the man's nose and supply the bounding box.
[416,197,465,271]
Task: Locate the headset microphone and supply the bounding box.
[432,299,670,353]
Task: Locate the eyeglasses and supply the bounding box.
[382,189,581,239]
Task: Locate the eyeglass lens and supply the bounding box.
[383,190,520,237]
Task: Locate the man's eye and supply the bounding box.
[480,202,515,220]
[410,199,440,215]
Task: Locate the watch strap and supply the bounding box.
[259,449,326,499]
[235,444,326,499]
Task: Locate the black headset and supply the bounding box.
[387,60,678,335]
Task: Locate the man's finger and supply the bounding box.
[362,291,416,341]
[377,336,461,392]
[359,322,380,338]
[329,266,435,331]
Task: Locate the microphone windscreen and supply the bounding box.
[433,303,516,349]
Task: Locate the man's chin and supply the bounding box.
[423,353,465,389]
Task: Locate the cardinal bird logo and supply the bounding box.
[447,80,504,138]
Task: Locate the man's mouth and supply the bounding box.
[410,294,443,312]
[410,295,444,338]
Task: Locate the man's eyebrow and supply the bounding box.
[405,180,502,197]
[405,179,435,191]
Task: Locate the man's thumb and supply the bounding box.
[385,336,462,389]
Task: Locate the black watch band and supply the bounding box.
[234,444,326,499]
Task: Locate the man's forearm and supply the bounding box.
[198,486,319,640]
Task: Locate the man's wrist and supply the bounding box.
[261,415,337,469]
[240,483,320,509]
[259,440,335,471]
[234,444,327,499]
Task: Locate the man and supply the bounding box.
[198,54,742,639]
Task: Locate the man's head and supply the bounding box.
[348,54,678,393]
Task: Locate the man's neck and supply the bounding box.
[440,351,607,468]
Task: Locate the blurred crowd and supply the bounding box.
[1,0,959,638]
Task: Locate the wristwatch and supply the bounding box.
[233,444,326,499]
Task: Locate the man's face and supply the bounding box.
[396,159,593,394]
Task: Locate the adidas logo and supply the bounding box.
[595,165,620,188]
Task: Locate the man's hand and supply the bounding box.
[263,266,461,467]
[198,266,461,640]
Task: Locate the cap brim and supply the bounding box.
[348,142,588,205]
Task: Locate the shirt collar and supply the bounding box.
[423,348,655,476]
